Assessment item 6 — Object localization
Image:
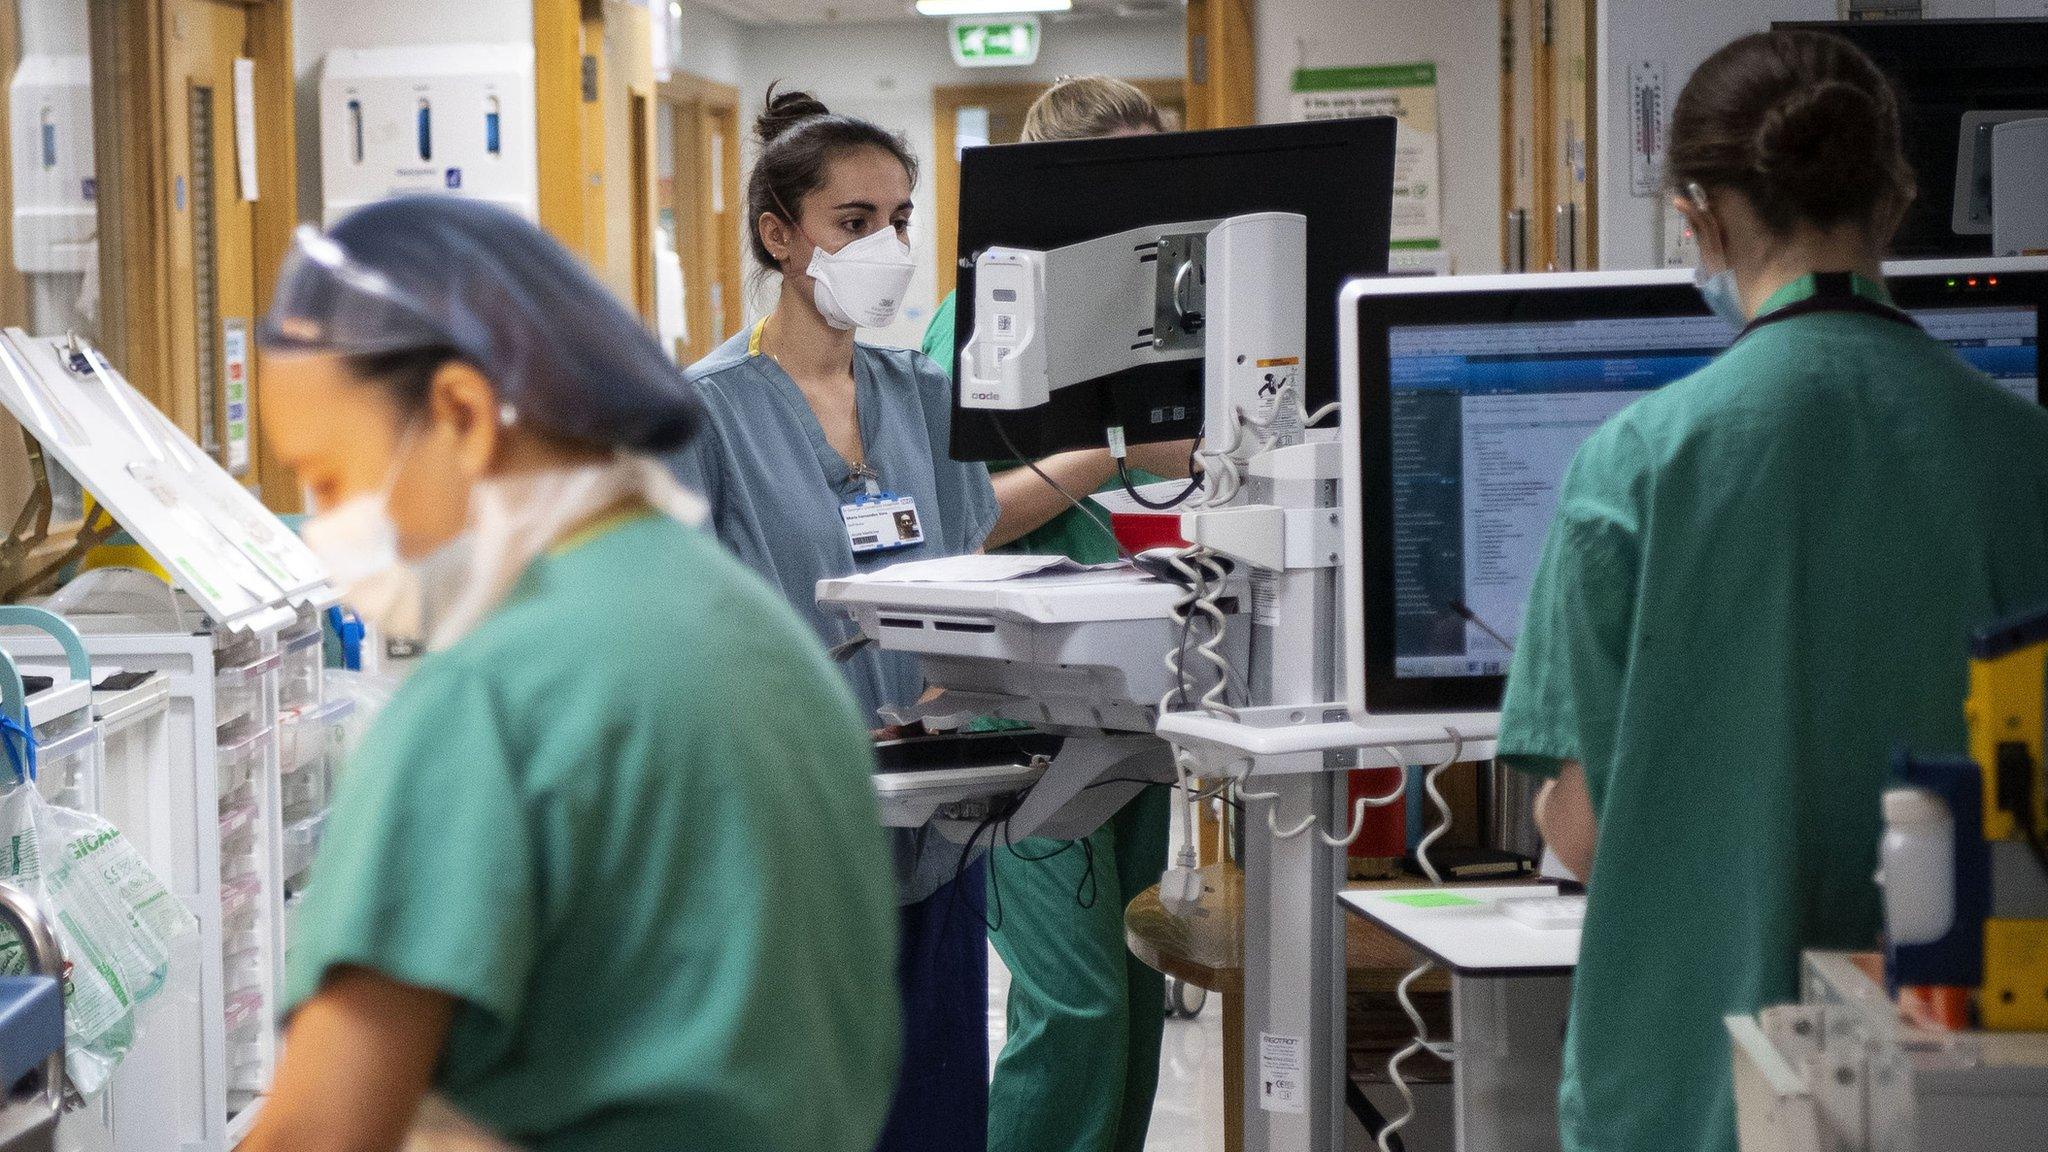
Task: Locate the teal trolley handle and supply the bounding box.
[0,607,91,774]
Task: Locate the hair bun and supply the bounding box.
[757,85,831,146]
[1753,80,1887,204]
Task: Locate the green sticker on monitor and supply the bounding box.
[1385,892,1482,909]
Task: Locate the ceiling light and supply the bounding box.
[916,0,1072,16]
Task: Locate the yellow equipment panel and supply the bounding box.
[1981,919,2048,1031]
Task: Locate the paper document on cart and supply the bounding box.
[838,554,1123,584]
[1086,479,1198,516]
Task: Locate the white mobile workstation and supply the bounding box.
[0,327,343,1152]
[819,206,1488,1152]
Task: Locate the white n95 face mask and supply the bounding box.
[807,226,916,331]
[301,490,402,589]
[301,423,423,614]
[301,492,428,641]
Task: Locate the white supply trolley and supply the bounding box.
[0,330,338,1151]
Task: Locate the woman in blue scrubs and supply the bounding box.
[669,89,999,1152]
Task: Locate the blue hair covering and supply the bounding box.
[261,195,701,454]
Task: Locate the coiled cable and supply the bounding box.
[1379,730,1466,1152]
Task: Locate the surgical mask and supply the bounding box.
[300,423,427,615]
[806,226,915,331]
[1695,264,1748,329]
[300,489,400,589]
[1685,182,1748,329]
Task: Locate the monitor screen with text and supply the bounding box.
[1386,304,2039,681]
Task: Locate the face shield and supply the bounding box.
[257,225,453,356]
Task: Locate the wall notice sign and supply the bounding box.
[1258,1032,1306,1113]
[1291,63,1441,252]
[950,18,1040,68]
[222,318,251,474]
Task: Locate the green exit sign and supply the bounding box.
[950,17,1041,68]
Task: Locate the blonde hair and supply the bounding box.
[1021,76,1168,143]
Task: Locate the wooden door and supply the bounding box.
[931,78,1185,299]
[164,0,257,479]
[1501,0,1597,271]
[1550,0,1596,271]
[659,72,739,367]
[91,0,297,507]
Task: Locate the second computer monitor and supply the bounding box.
[949,117,1397,462]
[1339,258,2048,719]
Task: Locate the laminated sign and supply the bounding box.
[1291,63,1443,254]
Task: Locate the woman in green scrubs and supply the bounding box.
[1500,31,2048,1152]
[238,196,901,1152]
[922,77,1195,1152]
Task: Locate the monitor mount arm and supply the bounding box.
[961,212,1309,471]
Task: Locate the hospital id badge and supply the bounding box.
[842,494,925,554]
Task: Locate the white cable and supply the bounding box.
[1379,961,1448,1152]
[1157,386,1347,871]
[1159,545,1238,891]
[1376,728,1468,1148]
[1316,745,1409,848]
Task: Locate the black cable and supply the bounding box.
[985,411,1131,561]
[1346,1078,1407,1152]
[1074,836,1100,909]
[1118,459,1203,511]
[998,802,1106,913]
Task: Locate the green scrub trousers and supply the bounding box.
[986,788,1171,1152]
[926,293,1172,1152]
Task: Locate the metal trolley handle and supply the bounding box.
[0,883,65,1111]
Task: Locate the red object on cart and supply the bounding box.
[1110,510,1189,554]
[1348,766,1408,862]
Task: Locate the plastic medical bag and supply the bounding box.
[0,778,196,1097]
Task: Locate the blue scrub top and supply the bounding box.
[670,325,999,898]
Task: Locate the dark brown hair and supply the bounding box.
[747,85,919,271]
[1667,30,1915,237]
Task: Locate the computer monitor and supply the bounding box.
[947,118,1397,462]
[1339,258,2048,718]
[1775,19,2048,258]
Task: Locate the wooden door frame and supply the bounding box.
[1183,0,1252,131]
[0,5,27,326]
[658,70,740,366]
[534,0,592,260]
[1529,0,1557,270]
[931,78,1182,300]
[1562,0,1596,271]
[1498,0,1516,271]
[629,90,654,321]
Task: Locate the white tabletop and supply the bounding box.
[1341,885,1582,976]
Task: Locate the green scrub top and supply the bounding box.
[923,292,1160,564]
[1498,273,2048,1152]
[284,512,902,1152]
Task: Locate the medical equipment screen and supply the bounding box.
[1924,305,2040,405]
[1386,315,1726,680]
[1386,303,2041,682]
